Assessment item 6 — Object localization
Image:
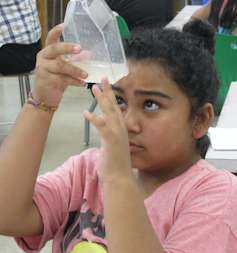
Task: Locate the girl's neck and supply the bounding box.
[133,155,201,199]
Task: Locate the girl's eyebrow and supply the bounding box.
[111,86,172,99]
[112,86,123,93]
[134,90,172,99]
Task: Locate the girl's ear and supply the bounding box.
[192,103,214,139]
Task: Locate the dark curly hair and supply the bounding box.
[123,19,220,158]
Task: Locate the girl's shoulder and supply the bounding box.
[146,160,237,227]
[184,159,237,192]
[59,147,100,170]
[153,159,237,210]
[179,160,237,224]
[37,148,100,186]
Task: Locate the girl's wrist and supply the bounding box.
[102,170,136,188]
[25,91,59,112]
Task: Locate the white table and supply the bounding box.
[166,5,202,29]
[205,82,237,173]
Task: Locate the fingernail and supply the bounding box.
[102,76,109,83]
[81,80,86,86]
[58,23,63,29]
[73,46,80,53]
[81,71,88,79]
[83,110,90,115]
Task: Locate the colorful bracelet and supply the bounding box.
[25,91,58,112]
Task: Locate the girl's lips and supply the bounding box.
[129,141,142,151]
[129,141,136,146]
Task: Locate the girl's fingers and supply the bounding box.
[98,77,122,118]
[35,59,87,89]
[100,77,118,106]
[37,58,88,80]
[43,24,83,62]
[45,72,86,88]
[83,109,116,142]
[91,77,117,107]
[38,41,82,61]
[91,84,116,117]
[70,50,91,62]
[83,82,124,141]
[91,82,121,125]
[37,41,88,79]
[83,110,108,136]
[45,23,63,47]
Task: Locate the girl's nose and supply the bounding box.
[123,109,141,133]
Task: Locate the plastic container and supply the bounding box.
[62,0,129,84]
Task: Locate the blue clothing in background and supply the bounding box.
[218,20,237,49]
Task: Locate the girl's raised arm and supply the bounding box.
[0,24,87,237]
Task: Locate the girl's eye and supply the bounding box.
[116,97,126,108]
[145,100,159,110]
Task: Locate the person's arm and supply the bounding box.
[189,0,212,22]
[84,80,166,253]
[0,24,87,237]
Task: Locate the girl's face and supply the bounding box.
[113,60,201,177]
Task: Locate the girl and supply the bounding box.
[190,0,237,35]
[0,19,237,253]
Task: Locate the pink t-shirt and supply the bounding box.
[15,148,237,252]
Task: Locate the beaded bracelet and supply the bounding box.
[25,91,58,112]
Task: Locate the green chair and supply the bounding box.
[114,14,130,38]
[213,33,237,114]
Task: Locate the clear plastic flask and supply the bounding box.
[62,0,129,84]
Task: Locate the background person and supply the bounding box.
[105,0,174,30]
[0,0,42,76]
[190,0,237,34]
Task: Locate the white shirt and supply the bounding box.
[0,0,41,47]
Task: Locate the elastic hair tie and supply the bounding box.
[25,91,58,112]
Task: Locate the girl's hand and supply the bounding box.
[32,24,88,107]
[83,77,133,184]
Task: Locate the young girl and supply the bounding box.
[0,19,237,253]
[190,0,237,35]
